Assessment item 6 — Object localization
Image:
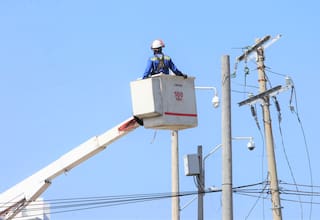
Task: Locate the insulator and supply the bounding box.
[275,99,281,112]
[250,105,256,117]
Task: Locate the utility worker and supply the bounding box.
[142,39,187,79]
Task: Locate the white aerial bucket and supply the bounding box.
[130,74,197,130]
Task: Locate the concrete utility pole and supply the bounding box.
[256,47,283,220]
[171,130,180,220]
[221,55,233,220]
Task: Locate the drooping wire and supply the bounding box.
[264,72,273,89]
[231,89,253,95]
[289,84,314,220]
[265,67,288,77]
[272,96,304,220]
[235,59,315,217]
[249,104,265,178]
[259,123,266,220]
[266,70,312,219]
[232,82,259,90]
[232,59,259,98]
[249,103,267,219]
[235,58,314,218]
[245,177,269,220]
[193,175,201,191]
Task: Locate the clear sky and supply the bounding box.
[0,0,319,219]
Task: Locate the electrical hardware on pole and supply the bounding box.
[236,34,285,220]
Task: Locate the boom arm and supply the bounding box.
[0,117,140,220]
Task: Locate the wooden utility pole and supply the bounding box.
[221,55,233,220]
[237,35,283,220]
[256,47,283,220]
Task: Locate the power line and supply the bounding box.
[290,84,314,220]
[272,95,304,220]
[265,67,288,78]
[5,181,320,219]
[245,179,269,220]
[3,183,263,218]
[234,191,320,205]
[5,190,214,219]
[281,182,320,189]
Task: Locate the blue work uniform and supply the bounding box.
[142,53,184,79]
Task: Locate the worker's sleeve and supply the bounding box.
[142,59,153,79]
[168,59,184,76]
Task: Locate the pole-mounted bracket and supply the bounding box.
[238,82,293,107]
[236,34,282,63]
[236,35,271,62]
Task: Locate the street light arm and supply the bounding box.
[195,86,218,96]
[203,136,254,161]
[232,136,253,141]
[203,144,222,161]
[195,86,219,108]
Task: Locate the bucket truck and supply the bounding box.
[0,75,198,219]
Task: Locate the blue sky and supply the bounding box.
[0,0,319,219]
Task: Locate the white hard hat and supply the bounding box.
[151,39,165,49]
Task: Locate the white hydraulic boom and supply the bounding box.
[0,74,198,220]
[0,117,140,220]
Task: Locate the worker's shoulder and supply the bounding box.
[150,55,171,61]
[150,56,158,61]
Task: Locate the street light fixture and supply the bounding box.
[202,136,254,162]
[182,136,255,219]
[195,86,220,108]
[232,136,255,151]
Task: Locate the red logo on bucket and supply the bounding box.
[174,91,183,101]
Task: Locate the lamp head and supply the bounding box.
[211,95,220,108]
[247,139,255,151]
